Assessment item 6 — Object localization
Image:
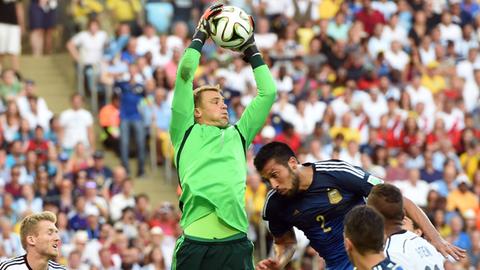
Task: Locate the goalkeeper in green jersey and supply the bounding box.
[170,3,277,270]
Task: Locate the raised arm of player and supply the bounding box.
[256,228,297,270]
[403,197,466,261]
[169,3,223,147]
[236,19,277,145]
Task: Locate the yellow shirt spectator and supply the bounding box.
[421,74,446,94]
[107,0,141,22]
[446,184,479,215]
[245,176,267,226]
[329,126,361,145]
[71,0,104,28]
[318,0,343,19]
[459,150,479,182]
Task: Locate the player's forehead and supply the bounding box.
[202,90,223,100]
[38,220,58,232]
[260,159,283,176]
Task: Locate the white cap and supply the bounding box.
[261,125,276,139]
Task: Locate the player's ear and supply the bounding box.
[288,156,298,169]
[194,107,202,119]
[27,235,36,246]
[344,236,352,252]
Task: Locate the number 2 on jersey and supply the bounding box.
[316,215,332,233]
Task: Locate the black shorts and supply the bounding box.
[172,234,254,270]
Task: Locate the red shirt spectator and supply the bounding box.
[274,122,302,154]
[26,126,50,162]
[355,0,386,36]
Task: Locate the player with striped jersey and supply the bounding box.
[344,205,403,270]
[0,211,66,270]
[367,184,446,270]
[253,142,465,270]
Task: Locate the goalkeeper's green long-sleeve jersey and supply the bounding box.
[170,47,277,233]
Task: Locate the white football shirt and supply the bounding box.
[385,230,445,270]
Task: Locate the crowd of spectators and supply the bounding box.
[1,0,480,269]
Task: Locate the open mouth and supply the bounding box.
[52,244,58,249]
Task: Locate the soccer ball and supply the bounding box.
[208,5,254,50]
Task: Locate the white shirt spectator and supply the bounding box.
[330,97,351,121]
[362,93,388,128]
[304,100,326,124]
[385,48,410,71]
[71,30,108,65]
[136,35,160,56]
[456,59,477,83]
[436,108,465,132]
[419,45,436,65]
[16,96,49,121]
[255,33,278,51]
[368,36,389,58]
[59,108,94,149]
[439,23,462,44]
[0,233,23,257]
[394,180,430,207]
[276,75,293,93]
[109,193,135,221]
[405,84,435,114]
[381,25,407,46]
[372,0,397,19]
[463,79,480,113]
[260,0,292,16]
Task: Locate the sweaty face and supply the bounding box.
[34,221,60,259]
[195,90,229,127]
[260,158,301,197]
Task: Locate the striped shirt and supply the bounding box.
[0,255,66,270]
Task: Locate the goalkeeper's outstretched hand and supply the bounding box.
[237,16,259,62]
[193,2,224,44]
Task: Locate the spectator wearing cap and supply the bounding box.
[87,150,113,188]
[421,60,446,95]
[85,206,101,240]
[59,93,95,152]
[447,174,478,216]
[109,178,135,221]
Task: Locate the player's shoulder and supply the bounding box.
[0,255,26,270]
[262,189,282,220]
[312,159,367,178]
[48,260,67,270]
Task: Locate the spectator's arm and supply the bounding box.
[15,2,25,34]
[88,125,95,150]
[66,39,80,62]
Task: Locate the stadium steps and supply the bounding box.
[19,54,179,205]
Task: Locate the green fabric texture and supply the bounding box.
[184,212,240,239]
[169,47,277,234]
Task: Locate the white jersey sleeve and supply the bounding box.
[385,230,445,270]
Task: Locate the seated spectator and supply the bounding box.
[0,69,21,99]
[23,95,53,131]
[66,142,94,174]
[394,168,430,208]
[385,151,409,181]
[25,126,51,163]
[109,178,135,221]
[86,151,113,188]
[0,217,23,257]
[431,161,459,198]
[447,174,478,216]
[0,100,22,143]
[420,150,443,183]
[14,184,43,216]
